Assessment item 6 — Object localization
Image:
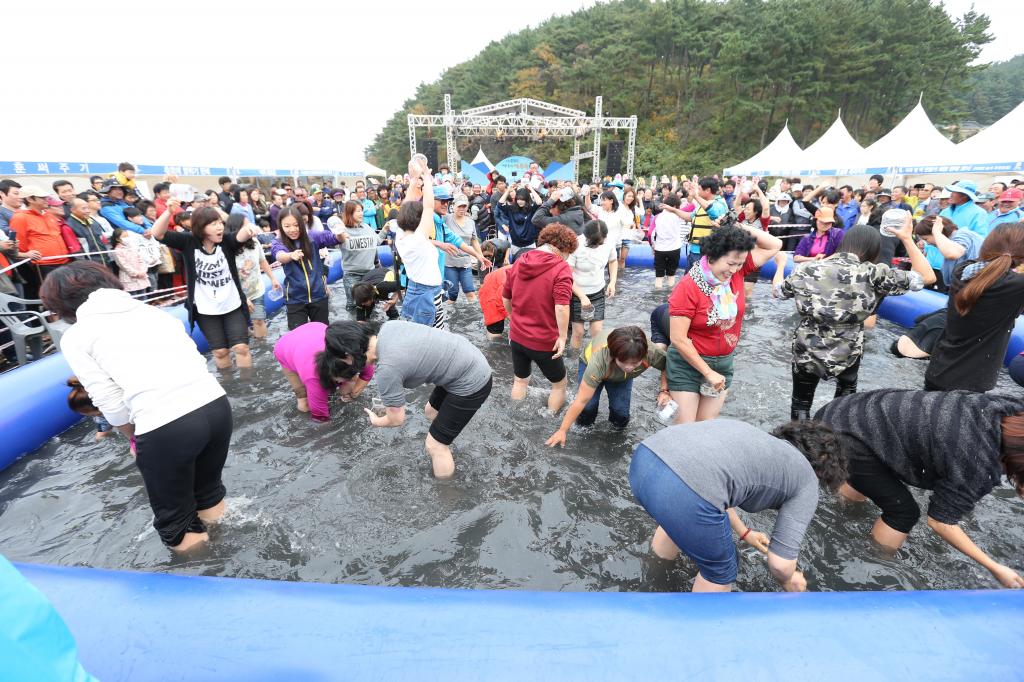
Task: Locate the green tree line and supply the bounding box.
[962,54,1024,125]
[367,0,997,176]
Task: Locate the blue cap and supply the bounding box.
[433,186,452,201]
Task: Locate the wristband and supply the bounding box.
[740,528,751,541]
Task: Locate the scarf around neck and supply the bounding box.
[688,256,738,326]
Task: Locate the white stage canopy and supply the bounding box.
[941,100,1024,174]
[724,124,805,176]
[470,148,496,171]
[793,114,870,176]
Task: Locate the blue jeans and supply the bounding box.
[629,444,737,585]
[443,266,476,302]
[401,281,440,326]
[576,359,633,428]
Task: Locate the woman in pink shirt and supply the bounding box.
[274,321,375,421]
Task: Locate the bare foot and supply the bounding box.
[95,431,113,441]
[297,397,309,413]
[171,531,210,553]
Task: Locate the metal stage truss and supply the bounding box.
[408,95,637,183]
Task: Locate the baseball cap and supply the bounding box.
[310,184,322,194]
[974,192,995,203]
[45,196,64,208]
[331,189,346,198]
[814,206,836,223]
[18,184,49,198]
[433,186,452,201]
[453,194,469,207]
[937,189,952,199]
[273,188,287,196]
[876,188,893,198]
[790,184,804,193]
[998,188,1023,202]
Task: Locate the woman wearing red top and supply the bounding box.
[477,239,511,339]
[501,224,578,413]
[667,224,782,424]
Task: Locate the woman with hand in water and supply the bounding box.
[545,326,667,447]
[630,418,847,592]
[321,320,493,479]
[817,388,1024,588]
[274,321,375,422]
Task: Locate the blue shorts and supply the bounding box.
[249,296,266,321]
[401,281,441,326]
[629,444,737,585]
[444,265,476,301]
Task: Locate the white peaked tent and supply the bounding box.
[724,124,804,176]
[471,148,496,171]
[796,114,870,174]
[949,100,1024,172]
[864,100,956,171]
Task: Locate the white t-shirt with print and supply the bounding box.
[193,246,242,315]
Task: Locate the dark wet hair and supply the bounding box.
[663,193,681,209]
[700,226,756,262]
[397,201,423,231]
[914,215,956,239]
[772,421,849,492]
[315,320,381,389]
[606,326,648,362]
[351,282,377,309]
[536,223,578,254]
[698,176,720,193]
[837,225,881,263]
[583,219,607,248]
[66,377,100,416]
[481,238,509,267]
[1001,413,1024,497]
[40,261,124,323]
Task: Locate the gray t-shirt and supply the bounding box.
[375,321,492,407]
[640,419,819,560]
[443,214,477,268]
[340,225,379,273]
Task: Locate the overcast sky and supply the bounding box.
[3,0,1020,171]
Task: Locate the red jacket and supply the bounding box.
[502,249,573,351]
[478,266,509,326]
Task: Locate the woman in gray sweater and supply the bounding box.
[816,388,1024,588]
[630,419,847,592]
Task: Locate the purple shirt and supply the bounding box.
[794,227,844,258]
[273,322,374,421]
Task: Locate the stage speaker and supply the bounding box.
[605,141,624,176]
[421,139,439,171]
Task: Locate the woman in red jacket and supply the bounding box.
[477,239,511,339]
[502,224,578,413]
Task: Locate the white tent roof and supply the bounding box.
[724,124,804,176]
[946,100,1024,173]
[471,148,495,170]
[864,101,955,171]
[796,114,870,174]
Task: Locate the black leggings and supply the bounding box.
[133,395,233,546]
[790,359,861,420]
[286,297,329,330]
[653,248,681,278]
[427,376,493,445]
[842,435,921,534]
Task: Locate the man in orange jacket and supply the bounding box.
[9,184,69,299]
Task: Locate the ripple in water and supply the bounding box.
[0,270,1021,591]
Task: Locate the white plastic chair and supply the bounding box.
[0,293,69,365]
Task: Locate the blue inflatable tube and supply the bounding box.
[15,562,1024,682]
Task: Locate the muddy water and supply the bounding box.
[1,269,1020,592]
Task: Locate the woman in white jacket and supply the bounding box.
[42,261,232,552]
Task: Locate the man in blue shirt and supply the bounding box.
[99,179,152,235]
[914,214,983,287]
[835,185,860,229]
[938,181,989,237]
[986,188,1024,234]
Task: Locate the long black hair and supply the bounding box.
[277,205,314,261]
[315,320,381,389]
[583,219,607,248]
[837,225,881,263]
[225,213,256,251]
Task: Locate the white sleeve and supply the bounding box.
[61,335,131,426]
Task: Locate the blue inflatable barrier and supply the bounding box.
[16,562,1024,682]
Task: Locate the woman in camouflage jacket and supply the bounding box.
[774,219,935,420]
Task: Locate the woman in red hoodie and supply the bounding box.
[502,223,578,413]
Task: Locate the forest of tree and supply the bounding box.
[367,0,1002,176]
[962,54,1024,125]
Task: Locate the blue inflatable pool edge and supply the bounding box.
[15,562,1024,682]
